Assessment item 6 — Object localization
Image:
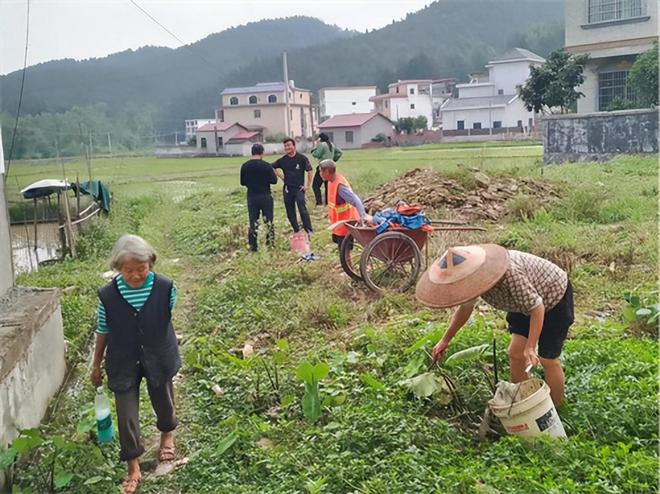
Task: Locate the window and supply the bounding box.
[587,0,645,23]
[498,89,504,95]
[200,137,207,148]
[396,87,400,93]
[217,137,223,148]
[352,101,356,106]
[410,88,415,95]
[385,101,389,108]
[219,110,224,122]
[268,94,277,103]
[493,121,502,129]
[254,109,261,118]
[410,104,415,109]
[517,120,523,128]
[599,70,636,110]
[473,122,482,130]
[299,93,303,99]
[230,97,238,105]
[249,95,257,104]
[457,120,465,130]
[345,131,354,143]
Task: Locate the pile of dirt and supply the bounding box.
[363,168,559,222]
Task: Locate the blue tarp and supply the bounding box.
[373,208,431,234]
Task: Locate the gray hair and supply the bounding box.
[319,159,336,173]
[110,234,157,270]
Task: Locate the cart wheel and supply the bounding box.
[359,231,421,293]
[339,234,364,281]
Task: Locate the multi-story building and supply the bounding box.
[370,80,434,129]
[318,86,377,120]
[565,0,658,112]
[431,78,458,126]
[218,81,313,139]
[184,119,215,141]
[441,48,545,133]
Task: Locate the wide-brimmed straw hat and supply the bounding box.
[415,244,510,308]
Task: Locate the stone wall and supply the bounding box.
[543,109,659,164]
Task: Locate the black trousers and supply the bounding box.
[283,186,313,234]
[247,193,274,251]
[312,166,328,206]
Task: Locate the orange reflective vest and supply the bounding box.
[327,173,360,237]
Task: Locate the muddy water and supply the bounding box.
[10,222,62,274]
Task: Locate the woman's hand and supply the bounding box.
[361,214,373,224]
[431,340,449,363]
[91,365,104,387]
[523,346,540,371]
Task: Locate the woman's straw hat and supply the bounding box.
[415,244,510,308]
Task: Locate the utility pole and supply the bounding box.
[87,130,93,181]
[283,51,291,137]
[175,131,178,146]
[107,132,112,156]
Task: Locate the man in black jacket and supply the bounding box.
[240,143,278,251]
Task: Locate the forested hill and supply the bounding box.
[226,0,564,95]
[0,17,351,121]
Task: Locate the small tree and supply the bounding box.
[629,43,658,108]
[396,116,427,134]
[519,49,589,114]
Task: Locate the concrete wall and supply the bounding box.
[488,60,538,94]
[0,176,13,297]
[0,288,65,447]
[458,84,495,98]
[442,98,535,131]
[543,108,659,163]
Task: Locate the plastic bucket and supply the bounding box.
[290,231,311,255]
[488,379,566,440]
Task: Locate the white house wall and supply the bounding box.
[442,100,534,130]
[488,61,538,94]
[361,117,394,145]
[321,88,376,117]
[458,85,495,98]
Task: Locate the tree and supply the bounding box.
[519,49,589,114]
[629,43,658,108]
[396,116,427,134]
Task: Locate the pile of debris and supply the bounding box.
[363,168,559,222]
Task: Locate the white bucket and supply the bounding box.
[488,379,566,440]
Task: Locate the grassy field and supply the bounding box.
[5,144,658,493]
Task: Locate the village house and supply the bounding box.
[431,78,457,127]
[195,121,248,154]
[441,48,545,134]
[317,112,394,149]
[184,118,215,141]
[370,80,434,129]
[319,86,377,120]
[217,81,313,139]
[565,0,658,112]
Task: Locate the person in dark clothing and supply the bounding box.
[91,235,180,494]
[272,138,314,235]
[240,143,277,251]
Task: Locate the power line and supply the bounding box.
[127,0,224,79]
[4,0,30,182]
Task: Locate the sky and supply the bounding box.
[1,0,431,75]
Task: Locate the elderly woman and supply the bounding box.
[91,234,180,494]
[416,244,573,405]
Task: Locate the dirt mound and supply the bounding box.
[363,168,559,221]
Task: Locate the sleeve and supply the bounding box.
[311,146,321,160]
[338,184,366,218]
[268,164,278,184]
[303,154,312,171]
[96,300,109,334]
[272,157,282,169]
[240,164,246,186]
[170,281,177,311]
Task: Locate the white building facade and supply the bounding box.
[185,119,215,141]
[441,48,545,133]
[319,86,377,120]
[565,0,658,112]
[370,80,434,129]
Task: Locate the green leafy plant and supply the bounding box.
[296,362,330,423]
[623,288,659,337]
